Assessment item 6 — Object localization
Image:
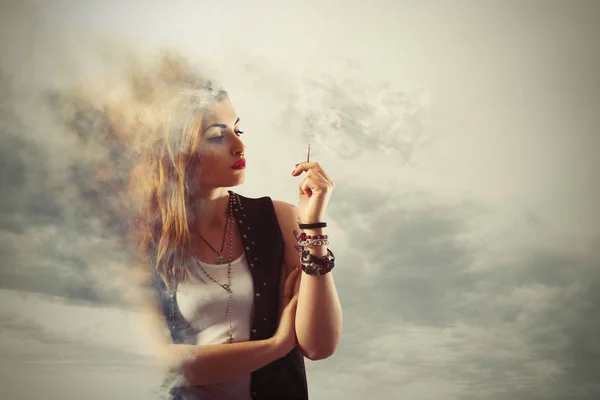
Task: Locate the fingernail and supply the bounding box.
[295,163,299,167]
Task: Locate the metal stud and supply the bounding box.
[255,293,260,297]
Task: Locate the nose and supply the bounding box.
[230,132,245,157]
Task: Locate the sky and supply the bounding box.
[1,0,599,399]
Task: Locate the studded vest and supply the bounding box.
[152,190,309,400]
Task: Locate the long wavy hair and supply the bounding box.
[118,52,228,292]
[69,52,227,290]
[37,49,228,300]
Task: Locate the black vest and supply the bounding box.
[152,190,309,400]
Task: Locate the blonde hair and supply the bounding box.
[82,51,228,292]
[133,53,229,292]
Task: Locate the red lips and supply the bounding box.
[231,159,246,169]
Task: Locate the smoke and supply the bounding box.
[225,56,437,162]
[283,62,434,162]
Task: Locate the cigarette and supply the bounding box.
[306,143,311,163]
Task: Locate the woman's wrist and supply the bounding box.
[268,336,294,359]
[296,220,334,272]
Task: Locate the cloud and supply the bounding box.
[311,181,600,399]
[0,289,166,399]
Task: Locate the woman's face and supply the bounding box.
[192,97,247,190]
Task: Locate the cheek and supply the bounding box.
[197,145,222,160]
[197,153,218,167]
[194,155,224,179]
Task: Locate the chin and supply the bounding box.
[229,175,246,187]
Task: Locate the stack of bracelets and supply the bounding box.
[296,222,335,276]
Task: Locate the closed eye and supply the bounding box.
[207,131,244,142]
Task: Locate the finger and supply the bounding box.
[298,172,323,196]
[304,169,330,188]
[293,162,321,173]
[293,271,301,295]
[300,170,332,196]
[284,268,299,298]
[298,174,310,196]
[295,167,334,196]
[292,162,318,174]
[282,293,299,316]
[279,268,298,317]
[293,162,332,182]
[287,293,299,309]
[279,291,295,319]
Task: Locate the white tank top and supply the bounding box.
[175,252,255,400]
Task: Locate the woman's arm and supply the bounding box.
[140,299,290,387]
[165,339,284,386]
[273,200,343,361]
[132,263,299,387]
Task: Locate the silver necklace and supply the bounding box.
[194,193,235,343]
[197,209,229,265]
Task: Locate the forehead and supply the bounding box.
[202,98,237,125]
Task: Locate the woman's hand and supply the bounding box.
[291,162,334,224]
[272,268,300,357]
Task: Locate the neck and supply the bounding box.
[190,186,231,231]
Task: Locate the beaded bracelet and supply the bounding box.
[296,232,329,247]
[296,238,329,247]
[306,238,329,246]
[300,248,335,276]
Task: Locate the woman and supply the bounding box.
[128,55,343,399]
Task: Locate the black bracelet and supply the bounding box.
[300,249,335,276]
[301,262,334,276]
[298,222,327,229]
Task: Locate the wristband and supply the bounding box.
[298,222,327,229]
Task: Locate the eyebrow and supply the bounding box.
[205,117,240,131]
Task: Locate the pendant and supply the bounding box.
[222,284,231,292]
[227,333,234,343]
[215,255,226,264]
